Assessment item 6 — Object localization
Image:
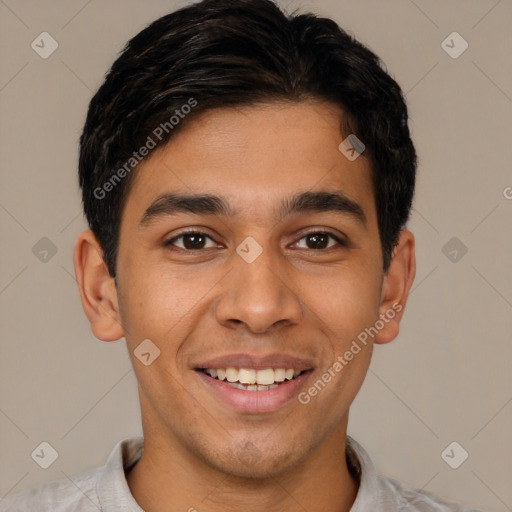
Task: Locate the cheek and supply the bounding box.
[118,260,198,333]
[313,264,382,406]
[117,263,225,370]
[117,271,198,412]
[303,263,383,345]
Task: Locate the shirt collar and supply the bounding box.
[97,435,382,511]
[97,436,145,512]
[346,435,385,510]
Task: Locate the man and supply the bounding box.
[1,0,482,510]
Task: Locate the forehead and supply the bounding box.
[122,101,376,225]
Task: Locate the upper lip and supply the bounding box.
[194,353,315,371]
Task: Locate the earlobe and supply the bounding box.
[374,230,416,345]
[73,230,124,341]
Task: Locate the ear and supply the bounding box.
[374,230,416,345]
[73,230,124,341]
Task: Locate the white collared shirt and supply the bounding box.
[0,436,482,511]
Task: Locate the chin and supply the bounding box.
[208,444,303,480]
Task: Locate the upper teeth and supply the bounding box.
[204,368,301,385]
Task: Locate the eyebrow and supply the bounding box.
[277,191,366,226]
[139,191,366,226]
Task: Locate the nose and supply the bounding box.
[214,250,303,334]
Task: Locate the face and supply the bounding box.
[113,101,389,478]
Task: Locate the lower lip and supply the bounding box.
[195,370,313,414]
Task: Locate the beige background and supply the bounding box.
[1,0,511,510]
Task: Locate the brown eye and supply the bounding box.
[166,232,216,250]
[295,232,344,250]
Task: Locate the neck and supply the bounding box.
[127,421,359,512]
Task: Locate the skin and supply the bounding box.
[74,100,415,512]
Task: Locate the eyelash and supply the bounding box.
[164,230,347,251]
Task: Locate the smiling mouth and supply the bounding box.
[198,367,308,391]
